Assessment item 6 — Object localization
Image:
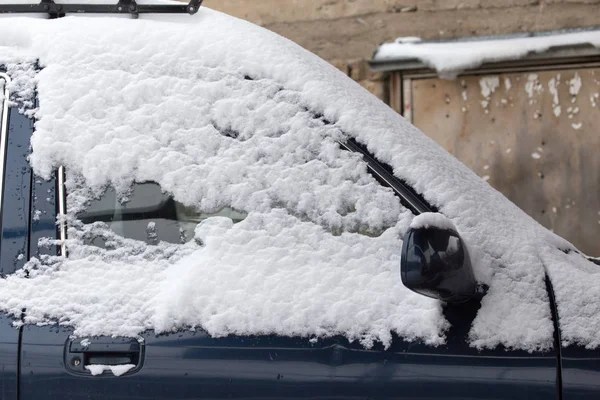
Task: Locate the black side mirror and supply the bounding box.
[400,214,476,303]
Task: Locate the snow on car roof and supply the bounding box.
[0,7,596,351]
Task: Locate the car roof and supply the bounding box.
[0,5,597,351]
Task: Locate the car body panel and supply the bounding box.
[20,323,558,400]
[562,346,600,399]
[0,317,18,400]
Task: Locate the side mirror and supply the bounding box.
[400,213,476,303]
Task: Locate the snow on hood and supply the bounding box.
[0,7,596,351]
[374,30,600,78]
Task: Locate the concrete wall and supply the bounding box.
[411,68,600,256]
[204,0,600,101]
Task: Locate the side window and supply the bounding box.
[76,182,247,246]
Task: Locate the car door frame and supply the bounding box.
[0,68,39,400]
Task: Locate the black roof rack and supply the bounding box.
[0,0,203,18]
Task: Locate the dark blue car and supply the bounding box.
[0,2,599,399]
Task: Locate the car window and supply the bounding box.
[77,182,247,246]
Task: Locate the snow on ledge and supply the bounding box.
[410,212,457,231]
[373,30,600,78]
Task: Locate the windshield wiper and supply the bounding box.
[338,138,435,215]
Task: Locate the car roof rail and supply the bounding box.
[0,0,204,18]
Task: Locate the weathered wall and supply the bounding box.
[411,68,600,256]
[205,0,600,60]
[204,0,600,101]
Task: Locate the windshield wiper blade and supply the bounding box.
[338,138,434,215]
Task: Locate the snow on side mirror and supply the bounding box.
[400,213,476,304]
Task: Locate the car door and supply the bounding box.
[561,345,600,399]
[18,249,560,399]
[20,324,559,400]
[2,93,559,399]
[19,245,560,399]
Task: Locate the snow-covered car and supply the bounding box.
[0,1,598,399]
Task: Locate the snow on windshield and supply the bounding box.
[0,8,596,351]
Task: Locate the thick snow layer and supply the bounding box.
[410,212,456,231]
[374,31,600,78]
[0,7,596,351]
[543,250,600,348]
